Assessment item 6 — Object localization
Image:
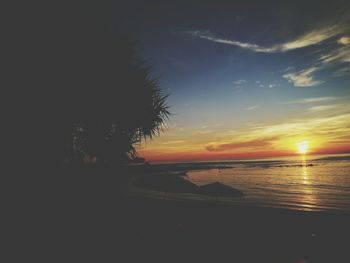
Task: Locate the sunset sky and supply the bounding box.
[116,0,350,162]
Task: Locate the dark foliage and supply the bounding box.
[38,3,170,165]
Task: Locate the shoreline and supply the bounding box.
[121,193,350,262]
[128,183,350,216]
[40,169,350,262]
[128,170,350,214]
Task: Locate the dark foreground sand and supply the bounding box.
[13,169,350,263]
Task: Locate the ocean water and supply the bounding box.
[152,154,350,213]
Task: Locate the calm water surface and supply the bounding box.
[153,154,350,212]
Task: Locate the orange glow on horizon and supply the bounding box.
[139,150,297,162]
[138,143,350,163]
[137,113,350,163]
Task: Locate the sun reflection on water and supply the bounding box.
[299,155,318,210]
[301,156,309,184]
[184,154,350,212]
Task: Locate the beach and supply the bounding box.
[29,165,350,263]
[120,195,350,262]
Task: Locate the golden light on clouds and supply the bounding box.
[337,36,350,45]
[137,108,350,161]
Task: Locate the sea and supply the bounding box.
[146,154,350,213]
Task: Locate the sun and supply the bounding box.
[296,141,309,155]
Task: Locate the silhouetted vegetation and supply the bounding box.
[45,3,170,166]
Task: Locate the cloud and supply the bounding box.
[268,84,276,88]
[193,130,213,135]
[162,140,185,145]
[189,25,349,85]
[233,79,247,85]
[301,97,336,103]
[319,46,350,64]
[188,25,343,53]
[283,67,324,87]
[196,34,278,53]
[245,105,258,110]
[246,113,350,139]
[338,36,350,45]
[305,44,350,79]
[279,25,341,50]
[206,138,276,152]
[307,105,339,113]
[284,44,350,86]
[283,97,336,104]
[334,67,350,77]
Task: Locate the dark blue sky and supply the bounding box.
[113,0,350,161]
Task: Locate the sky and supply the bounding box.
[115,0,350,162]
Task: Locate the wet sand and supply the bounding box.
[18,170,350,262]
[117,196,350,262]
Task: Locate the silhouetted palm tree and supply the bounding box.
[73,68,170,164]
[47,3,170,165]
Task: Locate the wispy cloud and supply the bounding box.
[337,36,350,45]
[245,105,258,110]
[279,25,341,51]
[233,79,247,85]
[207,111,350,153]
[284,40,350,86]
[190,31,278,53]
[162,140,185,145]
[283,67,324,87]
[307,105,339,113]
[193,130,213,135]
[334,67,350,77]
[286,45,350,86]
[283,97,336,104]
[206,138,277,152]
[319,45,350,64]
[233,80,246,92]
[139,109,350,158]
[246,113,350,139]
[188,25,343,53]
[301,97,336,103]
